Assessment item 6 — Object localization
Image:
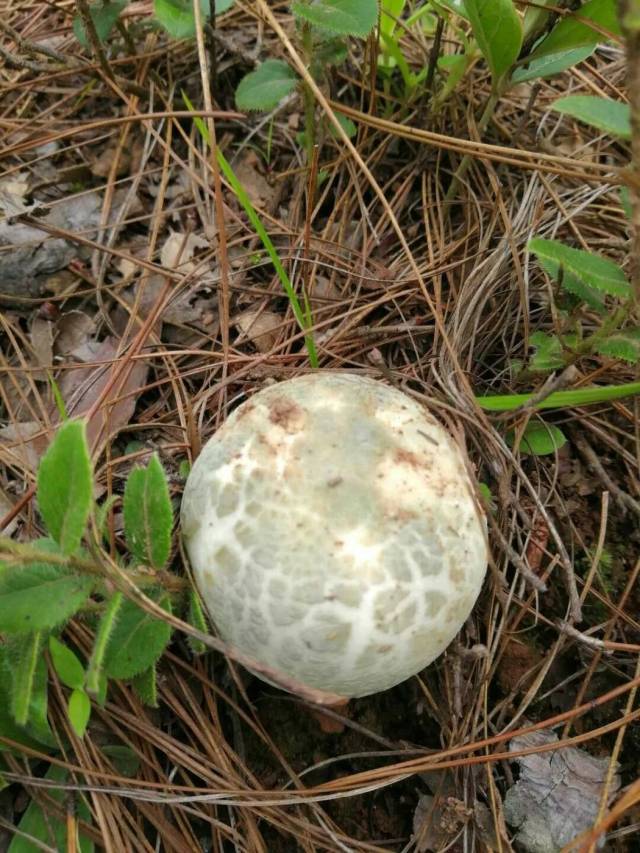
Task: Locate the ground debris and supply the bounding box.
[504,729,619,852]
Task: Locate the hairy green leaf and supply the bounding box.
[9,633,42,727]
[528,331,566,372]
[154,0,234,39]
[49,636,85,690]
[512,45,594,83]
[530,0,620,60]
[595,329,640,363]
[0,641,54,749]
[516,422,568,456]
[535,255,606,312]
[132,665,158,707]
[37,420,92,555]
[235,60,298,112]
[73,1,126,47]
[104,595,172,680]
[124,453,173,569]
[465,0,522,86]
[187,587,209,655]
[292,0,378,37]
[8,764,94,853]
[86,591,123,696]
[551,94,630,138]
[528,238,630,299]
[68,689,91,738]
[0,559,93,634]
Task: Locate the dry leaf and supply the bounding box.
[413,794,472,852]
[235,308,282,352]
[0,489,18,536]
[504,729,620,852]
[90,140,132,179]
[54,311,95,357]
[0,421,51,473]
[234,152,279,211]
[58,336,149,453]
[30,316,54,375]
[160,231,210,273]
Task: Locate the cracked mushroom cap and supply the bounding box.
[181,374,487,698]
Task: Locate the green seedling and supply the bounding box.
[234,0,377,160]
[524,236,639,372]
[0,422,180,754]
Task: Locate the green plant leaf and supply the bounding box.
[73,1,126,47]
[86,591,123,696]
[595,329,640,363]
[132,665,158,707]
[380,0,406,39]
[49,636,85,690]
[0,641,55,749]
[104,595,172,680]
[37,420,92,555]
[329,113,357,139]
[434,0,468,19]
[8,764,94,853]
[620,186,632,219]
[187,587,208,655]
[528,331,566,372]
[465,0,522,86]
[535,255,606,312]
[530,0,620,60]
[551,94,630,138]
[514,422,568,456]
[0,558,94,634]
[8,633,42,727]
[154,0,234,39]
[291,0,378,37]
[68,689,91,738]
[528,238,630,300]
[124,454,173,569]
[512,45,594,83]
[235,60,298,112]
[102,745,141,777]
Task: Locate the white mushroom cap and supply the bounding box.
[181,374,487,698]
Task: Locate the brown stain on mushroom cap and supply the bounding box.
[268,396,305,433]
[394,449,424,468]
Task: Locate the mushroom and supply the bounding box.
[181,374,487,698]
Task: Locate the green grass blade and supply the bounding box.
[476,381,640,411]
[181,92,318,367]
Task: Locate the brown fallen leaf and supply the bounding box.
[413,794,473,852]
[57,336,149,453]
[234,151,279,211]
[0,488,18,536]
[0,421,51,473]
[160,231,210,274]
[54,310,95,357]
[234,308,283,353]
[30,316,54,378]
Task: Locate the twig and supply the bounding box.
[492,365,579,421]
[571,430,640,517]
[556,620,613,655]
